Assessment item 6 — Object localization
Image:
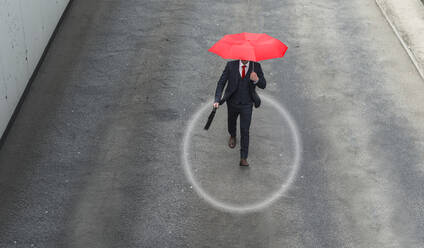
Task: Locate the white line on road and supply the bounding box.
[181,93,303,214]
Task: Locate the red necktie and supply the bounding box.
[242,65,246,78]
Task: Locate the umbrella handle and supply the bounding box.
[251,61,255,81]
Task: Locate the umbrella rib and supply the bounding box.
[246,40,257,61]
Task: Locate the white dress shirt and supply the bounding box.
[239,60,259,84]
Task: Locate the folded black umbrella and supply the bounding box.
[204,106,217,130]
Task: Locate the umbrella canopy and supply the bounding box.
[208,32,288,62]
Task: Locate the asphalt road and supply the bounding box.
[1,0,424,247]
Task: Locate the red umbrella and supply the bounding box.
[208,32,288,63]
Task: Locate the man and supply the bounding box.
[213,59,266,166]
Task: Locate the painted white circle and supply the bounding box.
[181,93,302,214]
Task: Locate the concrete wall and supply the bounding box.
[0,0,70,138]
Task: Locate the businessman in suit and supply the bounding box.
[213,59,266,166]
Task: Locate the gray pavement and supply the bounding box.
[376,0,424,80]
[1,0,424,247]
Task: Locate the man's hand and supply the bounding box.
[213,102,219,108]
[250,71,259,82]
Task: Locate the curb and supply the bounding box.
[376,0,424,81]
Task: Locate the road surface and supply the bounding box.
[0,0,423,247]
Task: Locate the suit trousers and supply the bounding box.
[226,101,253,159]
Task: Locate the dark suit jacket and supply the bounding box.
[214,60,266,108]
